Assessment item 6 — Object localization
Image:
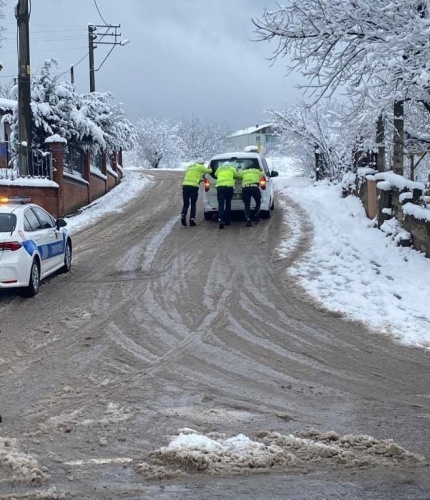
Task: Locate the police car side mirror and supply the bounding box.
[56,218,67,229]
[270,170,279,178]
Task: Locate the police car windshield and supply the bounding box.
[0,213,17,232]
[210,158,260,173]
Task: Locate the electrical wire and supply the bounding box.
[56,51,89,78]
[5,1,113,84]
[93,0,109,25]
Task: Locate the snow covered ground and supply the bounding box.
[65,161,430,351]
[270,157,430,350]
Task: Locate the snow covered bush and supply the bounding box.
[8,59,136,162]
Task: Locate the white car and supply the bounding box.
[0,197,72,296]
[202,151,279,220]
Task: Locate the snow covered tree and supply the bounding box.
[0,80,17,100]
[77,91,137,154]
[177,116,228,161]
[27,59,80,150]
[255,1,430,178]
[135,118,183,168]
[8,59,136,163]
[268,101,354,180]
[254,1,430,109]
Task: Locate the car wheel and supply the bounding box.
[22,260,40,297]
[260,210,271,219]
[61,240,72,273]
[204,211,214,221]
[270,197,275,210]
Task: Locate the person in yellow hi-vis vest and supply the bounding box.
[214,161,241,229]
[181,158,212,226]
[241,163,263,227]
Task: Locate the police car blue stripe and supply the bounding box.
[21,238,65,260]
[22,240,37,256]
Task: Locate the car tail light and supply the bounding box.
[204,178,210,192]
[0,241,22,251]
[259,176,267,190]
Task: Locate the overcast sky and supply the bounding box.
[0,0,304,132]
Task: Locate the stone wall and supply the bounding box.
[353,170,430,257]
[403,213,430,256]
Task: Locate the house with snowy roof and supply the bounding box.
[226,123,277,151]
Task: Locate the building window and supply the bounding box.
[255,135,260,142]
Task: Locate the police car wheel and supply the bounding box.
[204,211,214,221]
[260,209,271,219]
[62,241,72,273]
[22,260,40,297]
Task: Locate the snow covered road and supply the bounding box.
[0,169,429,499]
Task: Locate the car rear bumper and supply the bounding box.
[203,192,272,213]
[0,252,31,288]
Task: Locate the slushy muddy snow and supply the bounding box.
[0,170,429,499]
[140,428,423,479]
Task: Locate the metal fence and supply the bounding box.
[32,149,52,178]
[64,147,84,177]
[0,143,54,179]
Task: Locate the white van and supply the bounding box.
[202,151,279,221]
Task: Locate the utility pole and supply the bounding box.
[88,24,129,92]
[15,0,33,176]
[88,25,97,92]
[393,100,404,176]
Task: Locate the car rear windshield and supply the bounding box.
[209,158,261,174]
[0,213,17,232]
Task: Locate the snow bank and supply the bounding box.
[137,428,423,479]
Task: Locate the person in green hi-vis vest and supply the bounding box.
[180,158,212,226]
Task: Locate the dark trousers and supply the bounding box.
[217,186,234,223]
[242,185,261,221]
[181,185,199,220]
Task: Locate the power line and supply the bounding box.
[56,51,90,78]
[93,0,109,25]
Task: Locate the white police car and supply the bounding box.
[0,197,72,296]
[202,150,279,220]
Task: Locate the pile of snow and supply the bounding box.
[0,436,50,485]
[139,428,423,478]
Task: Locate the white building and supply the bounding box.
[226,124,277,152]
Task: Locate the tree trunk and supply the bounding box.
[376,114,386,172]
[409,154,415,181]
[393,100,404,176]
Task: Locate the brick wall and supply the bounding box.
[89,172,106,202]
[0,185,58,215]
[0,142,123,218]
[62,175,89,216]
[107,170,117,191]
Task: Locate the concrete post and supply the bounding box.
[48,142,65,217]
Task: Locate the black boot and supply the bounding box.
[190,219,197,226]
[181,215,186,227]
